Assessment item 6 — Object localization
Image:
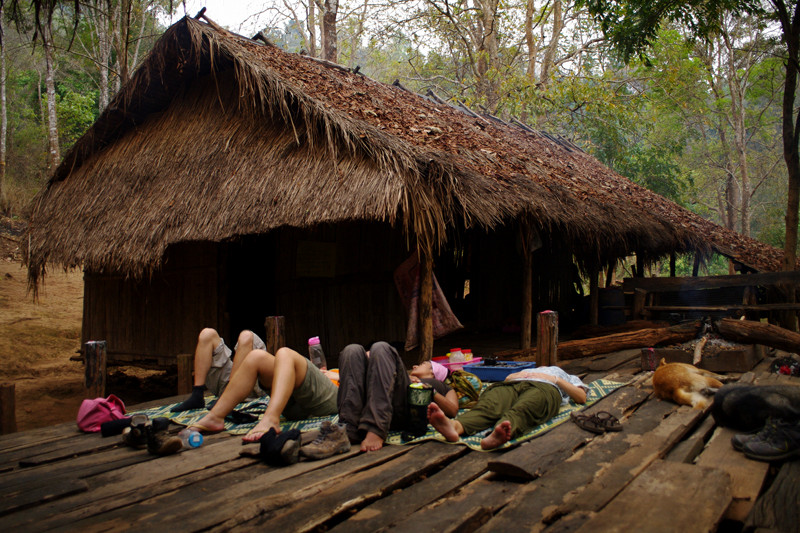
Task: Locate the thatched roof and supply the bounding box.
[24,16,787,286]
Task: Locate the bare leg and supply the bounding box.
[193,349,269,434]
[192,328,222,386]
[480,420,512,450]
[427,403,463,442]
[242,348,308,443]
[361,431,385,452]
[172,328,222,412]
[229,330,256,381]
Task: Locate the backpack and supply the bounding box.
[76,394,127,432]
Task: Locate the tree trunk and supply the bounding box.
[475,0,500,112]
[0,5,7,213]
[777,1,800,271]
[320,0,338,62]
[42,23,60,170]
[117,0,132,86]
[525,0,538,82]
[538,0,563,86]
[308,0,317,57]
[95,2,112,112]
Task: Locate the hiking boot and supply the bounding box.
[300,421,350,460]
[731,419,776,451]
[741,418,800,462]
[121,414,150,449]
[146,424,183,456]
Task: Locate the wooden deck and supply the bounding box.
[2,350,798,532]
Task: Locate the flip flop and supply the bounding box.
[188,423,224,435]
[571,411,622,434]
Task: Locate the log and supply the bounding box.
[263,316,286,355]
[716,317,800,353]
[84,340,107,398]
[496,322,699,361]
[536,311,558,367]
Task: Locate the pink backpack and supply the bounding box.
[76,394,127,432]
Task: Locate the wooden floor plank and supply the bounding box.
[572,460,731,533]
[542,403,708,529]
[327,450,490,533]
[475,395,678,533]
[744,460,800,532]
[224,442,467,532]
[487,385,650,480]
[695,426,770,522]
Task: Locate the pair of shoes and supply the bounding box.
[571,411,623,434]
[300,421,351,460]
[147,423,183,456]
[737,417,800,462]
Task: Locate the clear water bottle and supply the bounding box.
[178,428,204,449]
[308,336,327,370]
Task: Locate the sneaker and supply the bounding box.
[731,420,776,451]
[146,424,183,456]
[121,414,150,449]
[741,418,800,462]
[300,421,351,460]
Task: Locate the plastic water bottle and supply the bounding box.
[178,428,203,449]
[308,336,328,370]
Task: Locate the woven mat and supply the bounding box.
[131,378,626,447]
[385,378,627,451]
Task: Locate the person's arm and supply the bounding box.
[434,389,460,417]
[553,376,587,404]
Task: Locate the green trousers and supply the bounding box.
[456,381,561,439]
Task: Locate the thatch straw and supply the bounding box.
[24,17,786,290]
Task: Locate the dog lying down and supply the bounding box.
[652,359,728,409]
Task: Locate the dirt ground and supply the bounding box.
[1,217,174,432]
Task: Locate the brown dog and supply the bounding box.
[652,359,726,409]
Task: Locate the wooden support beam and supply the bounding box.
[692,253,701,276]
[521,244,533,350]
[632,288,647,320]
[536,311,558,367]
[0,383,17,434]
[418,246,434,363]
[176,354,193,395]
[670,252,676,277]
[589,268,599,326]
[84,340,107,398]
[264,316,286,355]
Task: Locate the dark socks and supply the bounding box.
[171,386,207,412]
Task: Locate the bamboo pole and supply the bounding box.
[418,247,434,363]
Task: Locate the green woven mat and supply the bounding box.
[132,378,625,445]
[384,378,627,451]
[130,397,338,436]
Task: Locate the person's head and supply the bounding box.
[410,360,448,382]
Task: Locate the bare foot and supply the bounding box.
[191,412,225,434]
[242,415,281,443]
[428,403,459,442]
[481,420,512,450]
[361,431,385,452]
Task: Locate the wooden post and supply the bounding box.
[670,252,676,277]
[633,288,647,320]
[605,264,615,288]
[264,316,286,355]
[521,244,533,349]
[84,340,107,398]
[176,353,193,395]
[589,268,599,326]
[536,311,558,367]
[0,383,17,434]
[692,253,701,277]
[418,246,434,363]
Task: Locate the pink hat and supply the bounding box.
[430,360,448,382]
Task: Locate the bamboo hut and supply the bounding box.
[23,16,786,367]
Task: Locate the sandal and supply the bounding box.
[571,411,622,434]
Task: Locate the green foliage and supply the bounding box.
[57,88,97,151]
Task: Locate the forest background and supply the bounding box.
[0,0,795,277]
